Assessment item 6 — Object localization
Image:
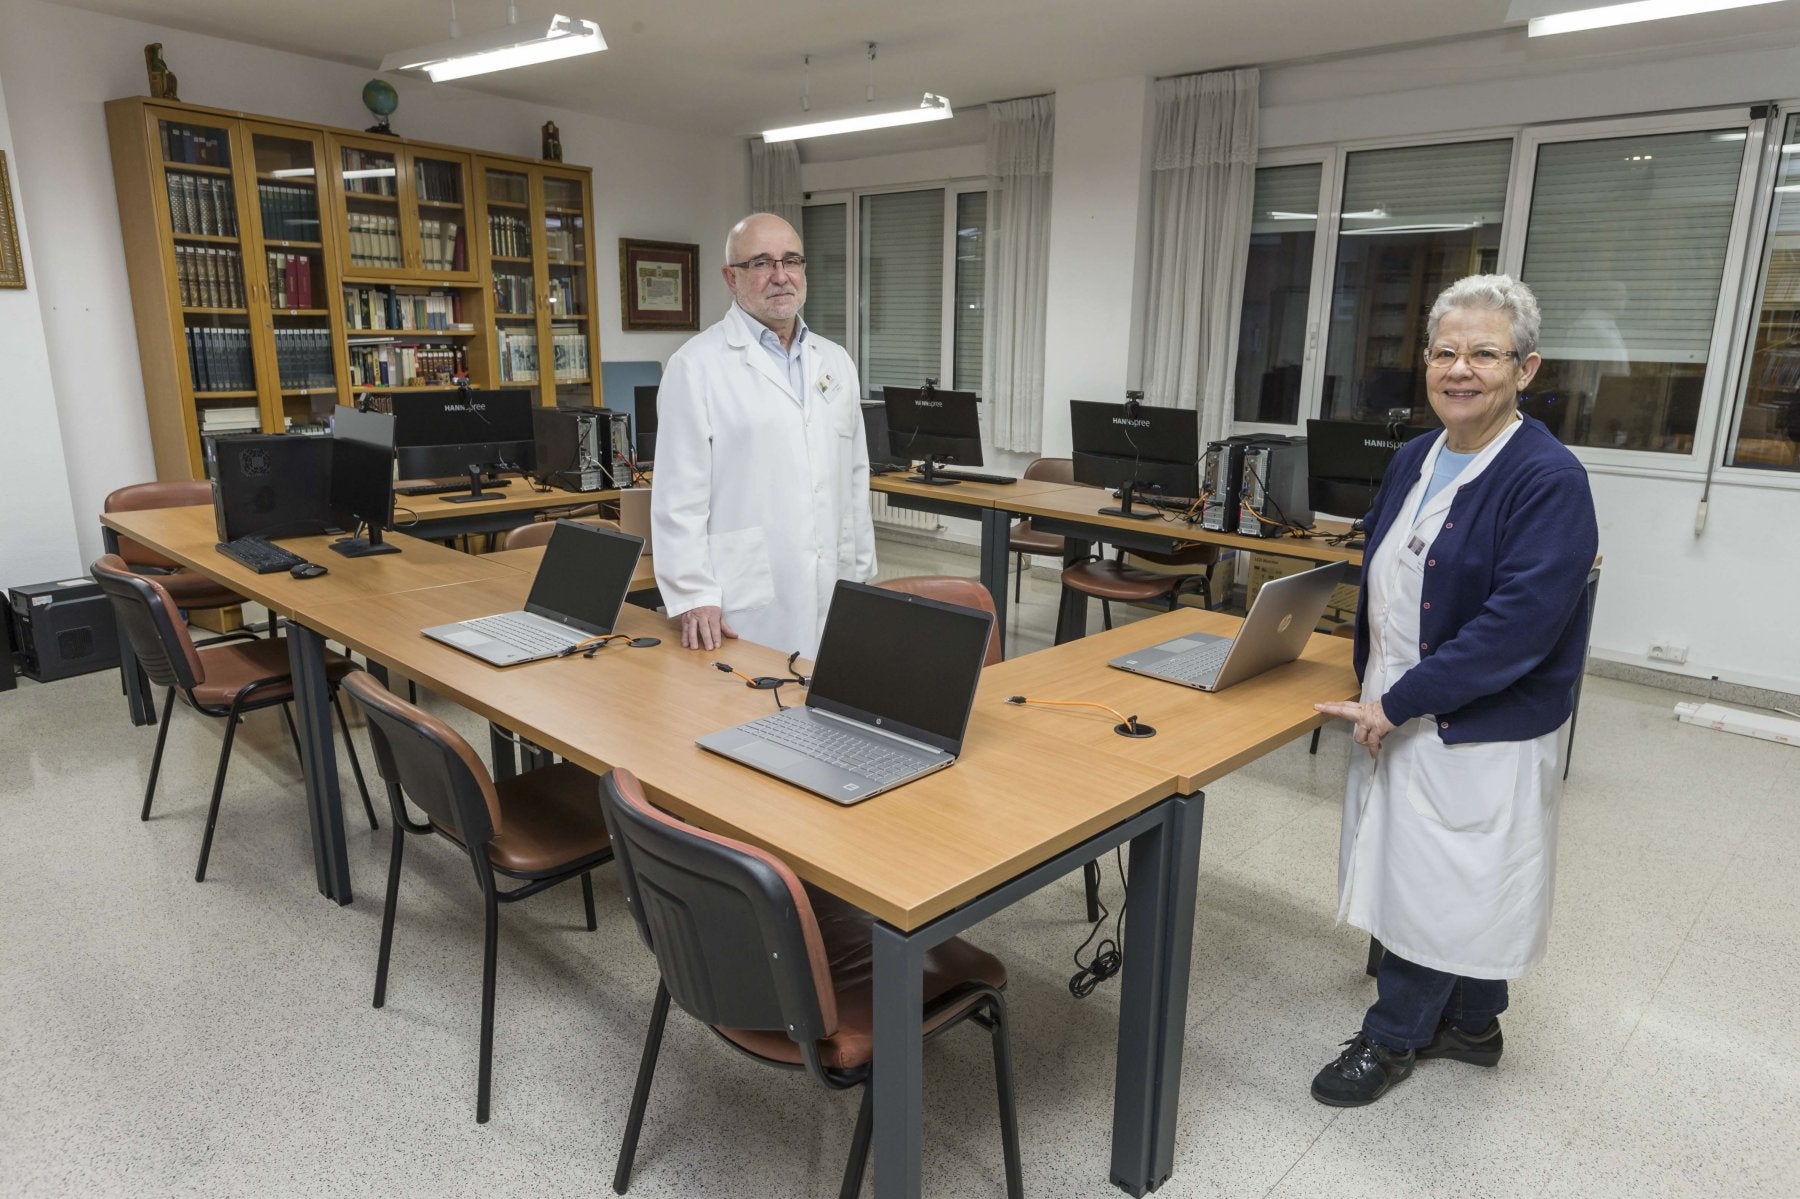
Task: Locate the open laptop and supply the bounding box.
[696,580,993,804]
[1109,561,1346,692]
[618,487,652,557]
[423,520,643,666]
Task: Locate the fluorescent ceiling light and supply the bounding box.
[1339,222,1484,236]
[381,12,604,83]
[269,167,317,179]
[1268,211,1318,220]
[341,168,397,180]
[1521,0,1788,37]
[762,94,953,143]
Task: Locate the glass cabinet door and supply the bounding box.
[485,165,542,392]
[541,171,593,403]
[413,151,474,279]
[337,138,405,276]
[247,125,339,432]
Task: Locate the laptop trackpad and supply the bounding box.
[1157,635,1221,653]
[732,739,809,771]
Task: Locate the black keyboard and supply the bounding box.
[216,536,307,574]
[920,469,1016,485]
[395,478,514,496]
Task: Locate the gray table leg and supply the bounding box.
[978,508,1011,645]
[1055,536,1096,644]
[871,921,927,1199]
[102,526,156,726]
[1110,791,1205,1196]
[286,621,353,904]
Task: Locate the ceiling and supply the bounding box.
[50,0,1800,159]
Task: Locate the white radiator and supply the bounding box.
[871,493,940,532]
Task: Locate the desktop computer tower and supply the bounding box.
[1199,440,1244,532]
[1237,438,1313,537]
[8,578,121,683]
[532,406,632,491]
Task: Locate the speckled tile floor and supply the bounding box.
[3,535,1796,1198]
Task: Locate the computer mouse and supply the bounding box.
[290,562,329,579]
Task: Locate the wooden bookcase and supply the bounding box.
[105,96,604,481]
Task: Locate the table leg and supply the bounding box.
[489,725,519,780]
[1055,536,1095,645]
[286,621,353,904]
[871,921,927,1199]
[102,526,156,727]
[978,508,1011,646]
[1110,791,1204,1196]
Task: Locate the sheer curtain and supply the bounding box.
[748,138,802,229]
[983,95,1054,453]
[1139,69,1258,444]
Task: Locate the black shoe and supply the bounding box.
[1416,1019,1503,1067]
[1310,1033,1415,1107]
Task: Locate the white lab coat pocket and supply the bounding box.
[831,394,860,438]
[707,526,775,612]
[1403,737,1520,835]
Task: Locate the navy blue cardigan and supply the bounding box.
[1356,415,1598,744]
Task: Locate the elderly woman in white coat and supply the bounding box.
[1311,275,1598,1107]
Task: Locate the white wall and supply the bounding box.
[0,0,746,569]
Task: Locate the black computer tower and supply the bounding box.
[1236,437,1313,537]
[532,405,631,491]
[0,599,16,692]
[9,578,121,683]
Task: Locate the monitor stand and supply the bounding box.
[330,526,401,557]
[906,458,959,487]
[1097,480,1159,520]
[442,465,507,504]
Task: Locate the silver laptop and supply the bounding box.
[697,580,994,804]
[1109,561,1346,692]
[618,487,652,557]
[423,520,643,666]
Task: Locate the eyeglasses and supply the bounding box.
[728,254,807,277]
[1425,346,1520,371]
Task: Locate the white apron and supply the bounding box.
[1336,419,1567,980]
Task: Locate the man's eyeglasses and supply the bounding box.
[728,254,807,277]
[1425,346,1519,371]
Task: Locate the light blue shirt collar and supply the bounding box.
[733,302,807,397]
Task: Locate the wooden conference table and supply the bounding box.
[401,478,622,542]
[100,502,1357,1199]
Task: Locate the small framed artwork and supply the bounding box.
[619,238,698,331]
[0,151,24,290]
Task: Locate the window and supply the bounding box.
[1321,140,1512,424]
[1235,163,1322,424]
[1726,114,1800,472]
[800,202,847,345]
[954,191,985,392]
[1519,127,1748,455]
[858,189,946,393]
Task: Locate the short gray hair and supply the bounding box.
[1425,274,1541,359]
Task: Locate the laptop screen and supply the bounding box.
[806,581,993,754]
[524,521,644,635]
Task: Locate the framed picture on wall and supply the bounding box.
[619,238,698,331]
[0,152,24,290]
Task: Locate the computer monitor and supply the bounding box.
[329,407,399,557]
[1305,419,1436,521]
[1068,397,1200,519]
[390,387,537,502]
[211,434,334,542]
[633,384,659,463]
[883,382,983,485]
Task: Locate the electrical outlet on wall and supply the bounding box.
[1648,642,1689,664]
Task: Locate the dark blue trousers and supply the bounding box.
[1363,950,1508,1051]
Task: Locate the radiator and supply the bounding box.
[871,493,940,532]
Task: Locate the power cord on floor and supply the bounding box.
[1069,850,1128,998]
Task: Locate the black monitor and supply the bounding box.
[883,382,984,485]
[329,407,399,557]
[1069,397,1200,519]
[633,384,659,463]
[211,434,334,542]
[1305,419,1436,521]
[390,387,537,503]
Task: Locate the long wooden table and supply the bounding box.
[399,477,620,541]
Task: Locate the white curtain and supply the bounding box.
[983,95,1054,453]
[1139,69,1258,445]
[748,138,802,229]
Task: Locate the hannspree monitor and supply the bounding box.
[1304,419,1435,521]
[391,387,537,502]
[1069,398,1200,519]
[882,384,984,485]
[329,407,399,557]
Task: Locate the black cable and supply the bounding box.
[1069,850,1128,999]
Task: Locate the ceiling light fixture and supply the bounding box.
[381,2,604,82]
[1513,0,1787,38]
[763,43,953,143]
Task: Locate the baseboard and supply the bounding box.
[1585,657,1800,711]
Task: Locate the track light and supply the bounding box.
[381,5,604,82]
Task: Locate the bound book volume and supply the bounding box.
[166,172,238,237]
[186,325,255,392]
[342,286,469,331]
[265,251,317,309]
[346,341,467,387]
[257,182,321,242]
[176,245,246,309]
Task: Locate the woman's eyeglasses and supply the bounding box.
[1425,346,1519,371]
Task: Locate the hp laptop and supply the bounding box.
[1109,561,1346,692]
[423,520,643,666]
[618,487,653,557]
[696,580,994,804]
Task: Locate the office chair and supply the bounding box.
[877,575,1001,666]
[1007,457,1074,603]
[1055,545,1230,645]
[90,554,377,881]
[600,768,1023,1199]
[500,515,620,551]
[341,672,613,1125]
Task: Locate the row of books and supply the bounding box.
[415,159,464,205]
[166,173,238,237]
[177,246,246,309]
[343,286,470,331]
[161,122,230,167]
[494,270,535,315]
[266,251,318,309]
[497,327,540,383]
[543,224,579,264]
[187,326,256,392]
[419,220,468,272]
[197,405,261,435]
[489,212,533,259]
[550,324,590,383]
[341,148,397,196]
[257,182,321,242]
[347,343,468,388]
[547,275,583,316]
[348,213,403,268]
[273,329,336,391]
[485,172,529,206]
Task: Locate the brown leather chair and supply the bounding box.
[599,769,1022,1199]
[342,672,613,1125]
[1007,457,1074,602]
[104,482,247,614]
[90,554,377,881]
[500,515,620,551]
[876,575,1001,666]
[1056,544,1230,644]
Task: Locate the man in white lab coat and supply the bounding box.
[651,213,876,657]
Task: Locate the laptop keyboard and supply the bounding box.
[463,613,580,657]
[744,713,923,785]
[1157,640,1233,684]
